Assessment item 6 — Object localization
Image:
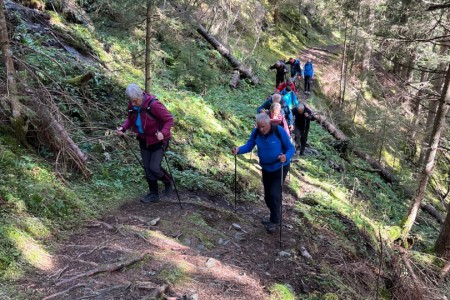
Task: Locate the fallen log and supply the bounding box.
[196,24,259,85]
[229,70,240,88]
[303,102,398,184]
[420,203,445,224]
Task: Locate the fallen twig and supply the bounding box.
[55,253,147,287]
[42,283,87,300]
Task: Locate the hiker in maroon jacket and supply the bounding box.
[116,84,174,203]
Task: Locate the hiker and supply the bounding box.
[232,113,295,233]
[302,59,314,95]
[293,103,315,155]
[269,102,290,136]
[276,77,297,93]
[116,83,174,203]
[280,83,299,110]
[286,57,302,84]
[269,60,289,88]
[257,93,293,128]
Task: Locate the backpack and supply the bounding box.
[253,123,286,152]
[128,97,162,130]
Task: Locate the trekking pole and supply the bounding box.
[121,135,144,169]
[280,163,283,248]
[161,145,183,209]
[234,154,237,213]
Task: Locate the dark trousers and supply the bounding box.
[262,164,290,224]
[294,127,309,153]
[304,76,312,92]
[276,74,285,88]
[139,139,171,194]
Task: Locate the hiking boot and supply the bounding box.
[141,193,160,203]
[261,219,271,226]
[266,222,279,234]
[163,182,173,196]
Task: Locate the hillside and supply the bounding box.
[1,0,450,299]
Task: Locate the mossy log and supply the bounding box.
[196,24,259,85]
[66,71,94,85]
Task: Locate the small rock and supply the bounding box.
[182,238,191,246]
[205,258,220,268]
[147,217,160,226]
[278,250,291,257]
[285,224,293,229]
[265,272,271,276]
[188,293,199,300]
[223,240,230,246]
[232,223,242,230]
[300,246,312,259]
[197,243,205,251]
[218,238,224,245]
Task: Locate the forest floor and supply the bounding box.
[14,46,383,300]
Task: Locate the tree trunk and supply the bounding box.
[273,0,279,24]
[145,0,152,92]
[229,70,240,88]
[339,20,348,106]
[418,38,448,167]
[0,0,28,145]
[402,63,450,241]
[196,23,259,85]
[408,71,429,159]
[361,6,374,84]
[436,207,450,258]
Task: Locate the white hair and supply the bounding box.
[256,113,270,124]
[125,83,143,100]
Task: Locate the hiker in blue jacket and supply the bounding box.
[232,113,295,234]
[302,59,314,95]
[257,94,293,129]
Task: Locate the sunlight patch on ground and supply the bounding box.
[7,228,54,271]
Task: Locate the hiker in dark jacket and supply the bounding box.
[286,57,302,81]
[302,59,314,94]
[232,113,294,234]
[269,60,289,88]
[257,93,293,128]
[292,103,315,155]
[116,83,174,203]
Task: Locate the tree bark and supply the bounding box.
[408,71,428,159]
[145,0,152,92]
[0,0,28,145]
[273,0,279,25]
[196,23,259,85]
[436,207,450,258]
[339,20,348,106]
[418,38,448,167]
[402,63,450,241]
[361,5,374,84]
[229,70,240,88]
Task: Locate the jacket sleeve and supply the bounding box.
[269,64,276,70]
[238,128,257,155]
[257,99,271,113]
[293,92,299,107]
[278,126,295,161]
[121,102,133,131]
[284,106,293,126]
[151,101,174,138]
[305,107,315,121]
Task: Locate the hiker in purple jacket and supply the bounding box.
[116,84,174,203]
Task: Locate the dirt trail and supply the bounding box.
[16,45,378,300]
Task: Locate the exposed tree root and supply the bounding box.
[55,253,147,287]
